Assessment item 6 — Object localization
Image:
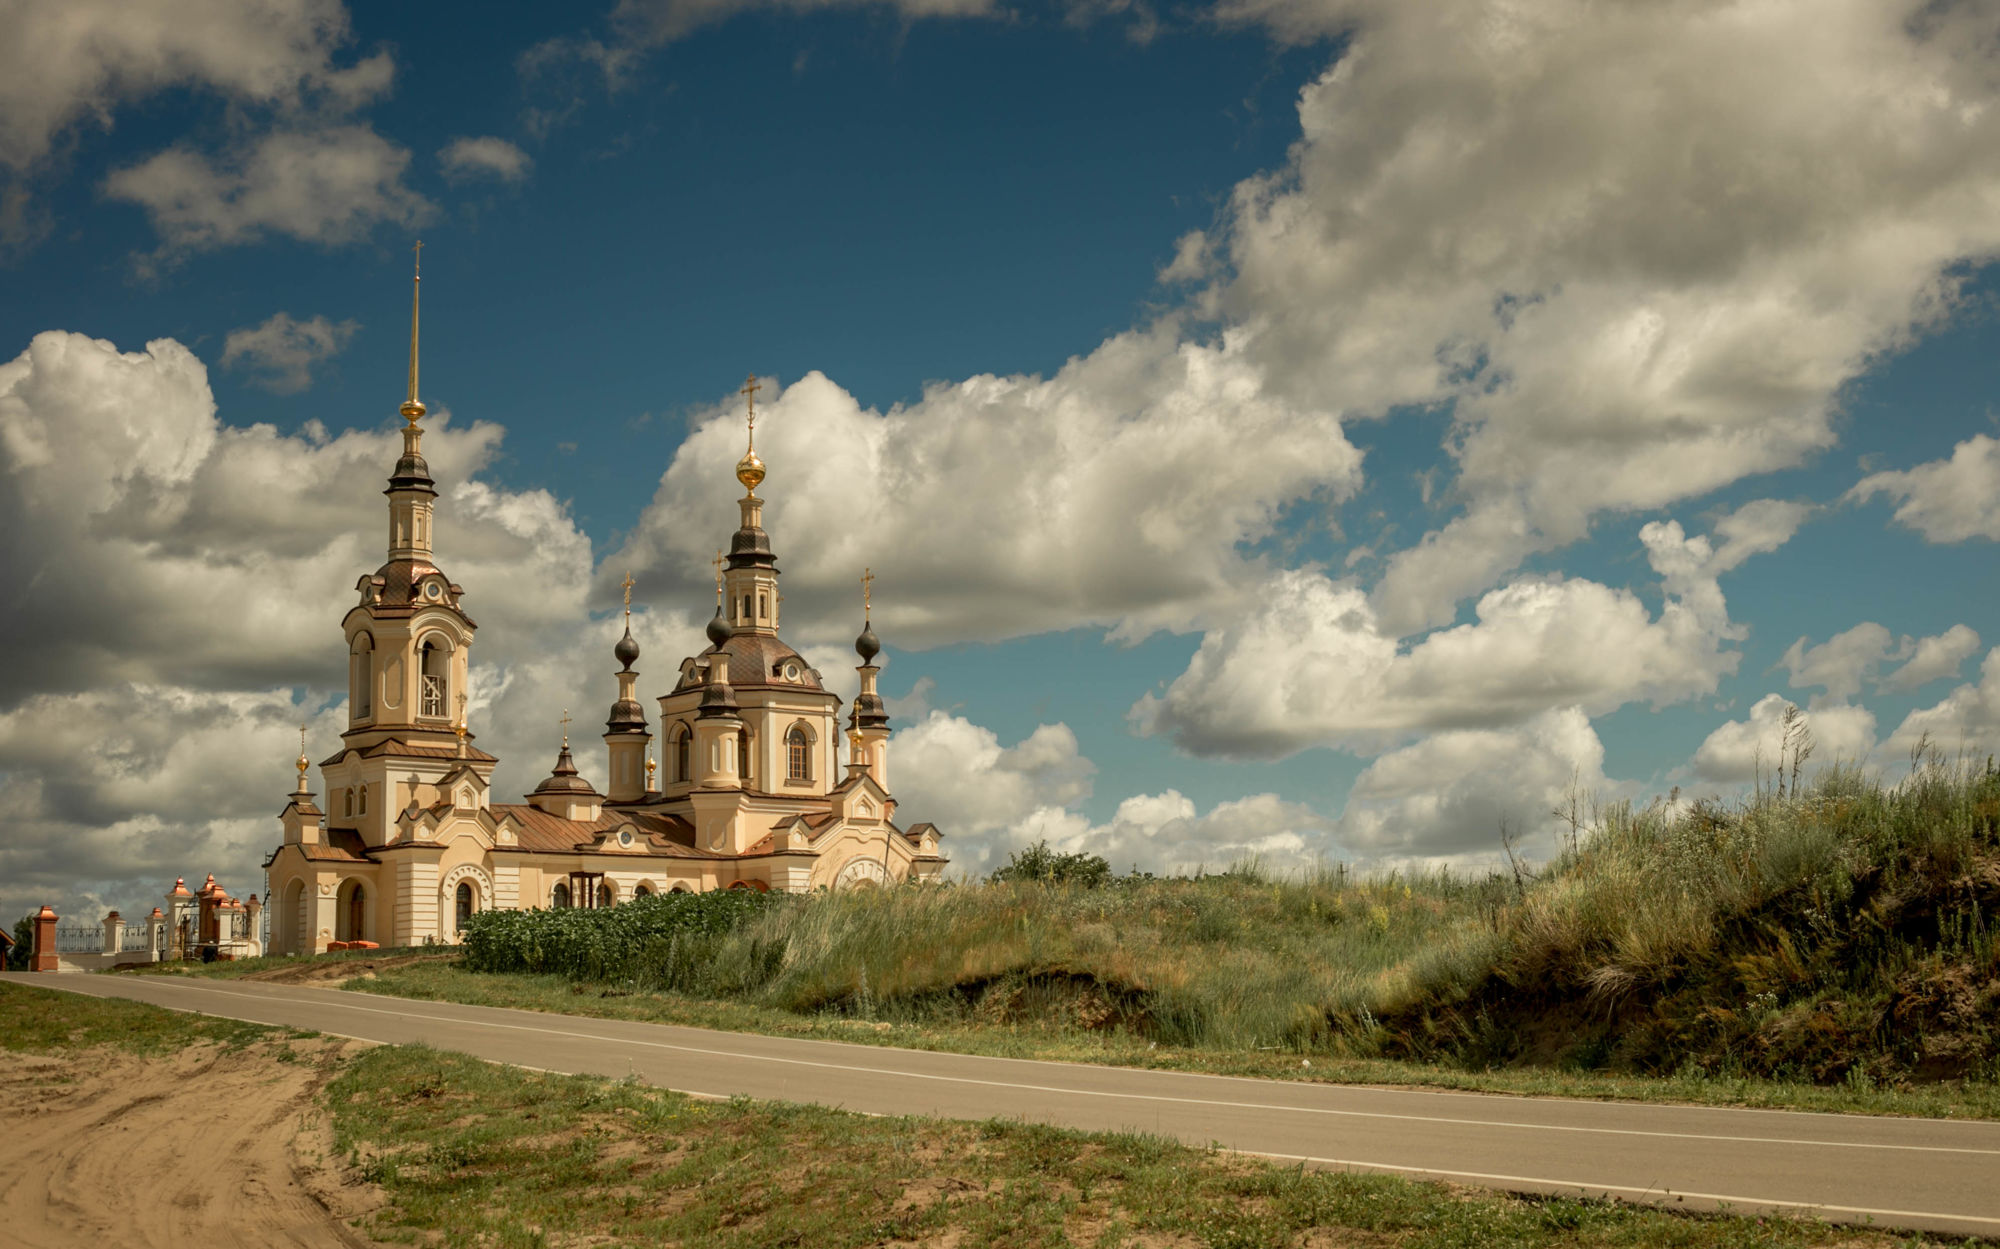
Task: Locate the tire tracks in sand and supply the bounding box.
[0,1039,385,1249]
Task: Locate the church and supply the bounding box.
[263,259,947,955]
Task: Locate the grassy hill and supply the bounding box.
[464,756,2000,1089]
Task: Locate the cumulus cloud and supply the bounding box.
[1851,434,2000,544]
[1168,0,2000,632]
[1336,707,1616,864]
[1883,624,1982,693]
[0,0,392,172]
[1691,693,1879,785]
[886,711,1097,872]
[1884,648,2000,762]
[220,311,358,393]
[1131,518,1743,760]
[1780,621,1982,703]
[438,136,532,183]
[605,335,1362,650]
[103,126,430,261]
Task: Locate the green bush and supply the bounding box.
[460,889,777,986]
[990,840,1113,887]
[6,915,31,971]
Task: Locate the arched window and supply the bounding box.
[741,594,752,623]
[757,592,767,620]
[357,784,367,816]
[455,881,474,930]
[352,634,373,720]
[634,884,653,898]
[738,730,752,784]
[551,883,570,909]
[343,788,354,818]
[420,639,448,718]
[674,725,691,783]
[787,725,810,782]
[597,882,613,908]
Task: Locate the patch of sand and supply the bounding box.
[0,1040,385,1249]
[235,952,450,986]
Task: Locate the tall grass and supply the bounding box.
[465,757,2000,1084]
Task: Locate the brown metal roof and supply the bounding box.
[490,804,716,857]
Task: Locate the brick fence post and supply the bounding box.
[30,905,58,972]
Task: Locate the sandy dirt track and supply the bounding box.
[0,1039,382,1249]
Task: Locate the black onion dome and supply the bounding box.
[727,522,776,570]
[706,605,734,646]
[614,624,641,671]
[855,621,881,663]
[386,450,436,496]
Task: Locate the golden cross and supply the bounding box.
[455,691,468,736]
[620,570,634,611]
[298,723,306,754]
[713,550,725,602]
[740,375,760,445]
[861,567,874,620]
[559,708,571,748]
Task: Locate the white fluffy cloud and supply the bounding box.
[1173,0,2000,632]
[886,711,1096,871]
[1336,706,1616,864]
[1131,518,1744,760]
[606,334,1362,650]
[1884,648,2000,762]
[0,0,392,172]
[1883,625,1982,693]
[1851,434,2000,544]
[1781,621,1982,703]
[1692,693,1879,785]
[221,311,358,393]
[438,136,533,183]
[103,126,430,259]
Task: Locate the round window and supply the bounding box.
[425,582,442,600]
[784,663,799,680]
[618,828,633,848]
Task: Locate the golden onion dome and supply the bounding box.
[736,447,766,494]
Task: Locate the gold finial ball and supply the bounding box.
[296,753,309,774]
[400,398,426,426]
[735,448,766,494]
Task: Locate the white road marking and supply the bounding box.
[90,978,2000,1158]
[1238,1149,2000,1229]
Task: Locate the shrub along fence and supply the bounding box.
[459,889,779,989]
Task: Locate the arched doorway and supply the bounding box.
[279,879,305,955]
[335,880,366,943]
[454,881,475,934]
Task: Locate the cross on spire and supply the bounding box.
[620,569,635,614]
[401,240,425,424]
[713,549,725,602]
[559,708,572,748]
[862,567,874,620]
[740,374,761,447]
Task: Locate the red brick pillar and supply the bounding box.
[30,905,58,972]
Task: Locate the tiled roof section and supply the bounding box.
[768,811,838,832]
[905,822,938,841]
[676,632,827,692]
[321,738,498,767]
[490,804,717,857]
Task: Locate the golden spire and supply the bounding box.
[400,240,426,426]
[295,723,309,785]
[734,373,766,495]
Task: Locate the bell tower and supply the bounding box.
[341,242,477,753]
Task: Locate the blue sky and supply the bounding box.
[3,0,1999,915]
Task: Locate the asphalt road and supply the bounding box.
[8,972,1999,1237]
